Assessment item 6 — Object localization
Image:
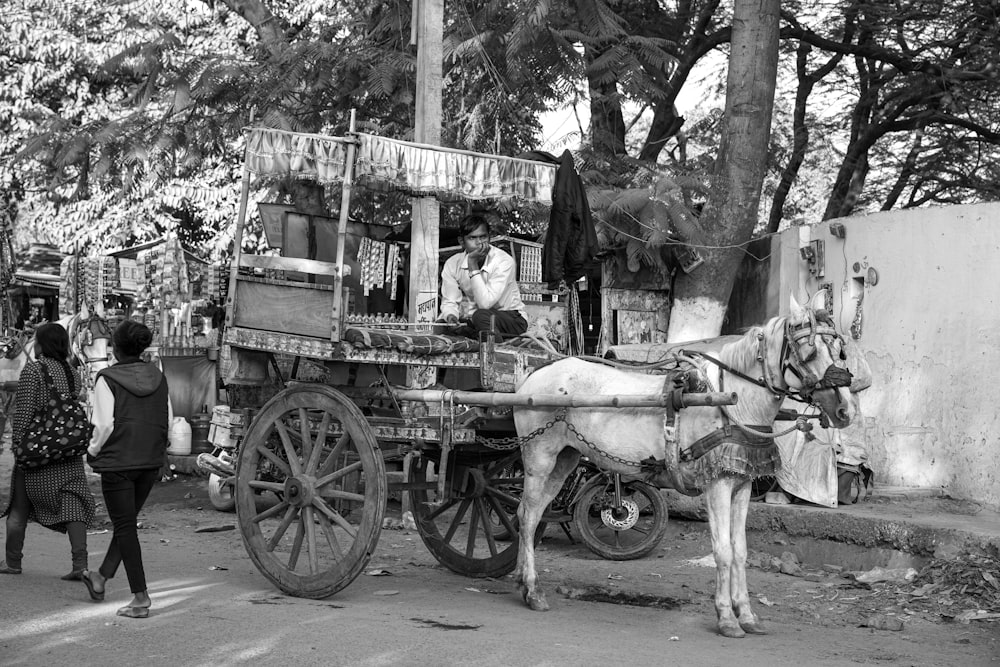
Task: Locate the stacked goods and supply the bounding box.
[134,236,191,311]
[59,256,119,315]
[59,256,79,317]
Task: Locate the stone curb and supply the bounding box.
[664,490,1000,559]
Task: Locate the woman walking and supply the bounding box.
[1,323,96,579]
[81,321,170,619]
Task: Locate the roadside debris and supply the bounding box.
[849,566,918,584]
[194,524,235,533]
[861,614,905,631]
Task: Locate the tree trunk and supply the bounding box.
[667,0,780,343]
[587,48,627,156]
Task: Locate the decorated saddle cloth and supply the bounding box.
[343,327,479,355]
[679,425,781,491]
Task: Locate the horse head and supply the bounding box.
[67,309,114,386]
[780,290,855,428]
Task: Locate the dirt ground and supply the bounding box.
[1,450,998,666]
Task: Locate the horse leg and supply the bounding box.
[730,479,766,634]
[515,443,579,612]
[705,476,744,638]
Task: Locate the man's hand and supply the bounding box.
[436,314,459,325]
[466,244,489,272]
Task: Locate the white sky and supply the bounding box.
[538,52,725,152]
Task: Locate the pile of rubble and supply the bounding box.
[748,548,1000,627]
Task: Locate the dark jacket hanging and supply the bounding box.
[541,150,600,288]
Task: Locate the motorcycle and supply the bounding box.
[489,457,669,561]
[195,410,245,512]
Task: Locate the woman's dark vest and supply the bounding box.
[89,361,170,473]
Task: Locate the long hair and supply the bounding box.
[34,322,70,360]
[33,322,75,393]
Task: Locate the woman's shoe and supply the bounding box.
[0,561,22,574]
[61,568,85,581]
[81,571,105,601]
[116,605,150,619]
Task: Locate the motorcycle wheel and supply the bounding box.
[573,479,668,561]
[207,473,236,512]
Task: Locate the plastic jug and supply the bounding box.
[167,417,192,455]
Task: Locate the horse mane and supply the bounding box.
[719,315,787,373]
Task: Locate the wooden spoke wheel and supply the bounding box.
[408,450,544,578]
[235,384,386,598]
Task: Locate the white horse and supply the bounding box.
[512,291,856,638]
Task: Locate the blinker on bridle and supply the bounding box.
[781,309,852,398]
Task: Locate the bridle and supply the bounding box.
[779,309,853,400]
[681,308,853,404]
[72,314,113,365]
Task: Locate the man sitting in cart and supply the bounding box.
[436,210,528,339]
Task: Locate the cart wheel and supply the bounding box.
[408,451,544,578]
[235,384,386,598]
[207,473,236,512]
[573,479,668,561]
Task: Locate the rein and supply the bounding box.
[680,311,853,404]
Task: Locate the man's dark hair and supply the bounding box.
[458,211,493,237]
[113,320,154,358]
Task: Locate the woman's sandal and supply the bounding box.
[116,605,150,619]
[81,571,105,601]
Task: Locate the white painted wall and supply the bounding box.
[768,203,1000,508]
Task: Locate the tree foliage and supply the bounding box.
[2,0,998,295]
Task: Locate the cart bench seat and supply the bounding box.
[342,327,479,355]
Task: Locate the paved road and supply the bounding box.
[0,467,997,667]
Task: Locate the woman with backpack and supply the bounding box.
[0,322,96,579]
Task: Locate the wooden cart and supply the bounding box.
[222,121,734,598]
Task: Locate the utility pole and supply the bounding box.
[407,0,443,387]
[408,0,443,334]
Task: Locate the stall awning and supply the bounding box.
[12,271,60,291]
[245,128,556,205]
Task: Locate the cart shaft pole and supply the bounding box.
[390,389,737,409]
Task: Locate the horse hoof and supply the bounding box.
[526,592,550,612]
[718,622,745,639]
[739,619,767,635]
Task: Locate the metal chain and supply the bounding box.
[475,409,647,467]
[475,410,569,451]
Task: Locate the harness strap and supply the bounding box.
[680,424,774,463]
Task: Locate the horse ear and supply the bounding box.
[789,293,805,318]
[808,289,828,312]
[80,303,90,319]
[95,302,106,318]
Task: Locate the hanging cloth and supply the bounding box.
[536,150,601,289]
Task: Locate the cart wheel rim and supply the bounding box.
[235,384,386,598]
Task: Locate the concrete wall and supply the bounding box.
[762,203,1000,508]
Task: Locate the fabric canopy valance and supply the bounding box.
[354,134,555,205]
[244,128,556,205]
[246,128,351,184]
